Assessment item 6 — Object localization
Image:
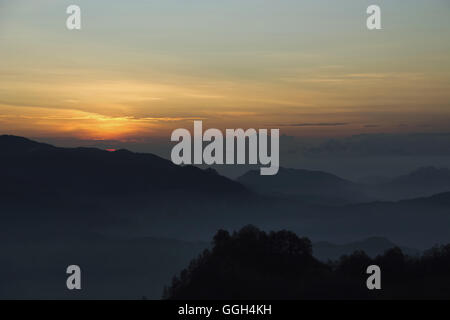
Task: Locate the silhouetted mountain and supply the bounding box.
[0,135,247,198]
[309,191,450,249]
[237,167,370,204]
[376,166,450,200]
[313,237,420,261]
[0,135,56,154]
[0,135,253,226]
[357,175,391,185]
[237,165,450,203]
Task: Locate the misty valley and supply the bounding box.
[1,135,450,299]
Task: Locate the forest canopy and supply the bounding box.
[164,226,450,300]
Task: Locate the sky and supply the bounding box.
[1,0,450,141]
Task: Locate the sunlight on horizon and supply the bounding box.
[1,0,450,141]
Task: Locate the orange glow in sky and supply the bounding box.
[1,1,450,141]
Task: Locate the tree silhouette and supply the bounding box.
[164,226,450,300]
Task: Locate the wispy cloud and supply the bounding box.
[277,122,350,127]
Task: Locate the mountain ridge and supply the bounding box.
[237,166,370,204]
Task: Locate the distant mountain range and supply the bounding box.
[237,166,450,203]
[4,135,448,207]
[2,135,450,248]
[375,166,450,200]
[237,167,369,204]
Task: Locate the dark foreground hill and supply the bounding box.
[165,226,450,300]
[0,227,420,299]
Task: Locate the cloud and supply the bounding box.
[299,133,450,157]
[285,72,426,84]
[277,122,349,127]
